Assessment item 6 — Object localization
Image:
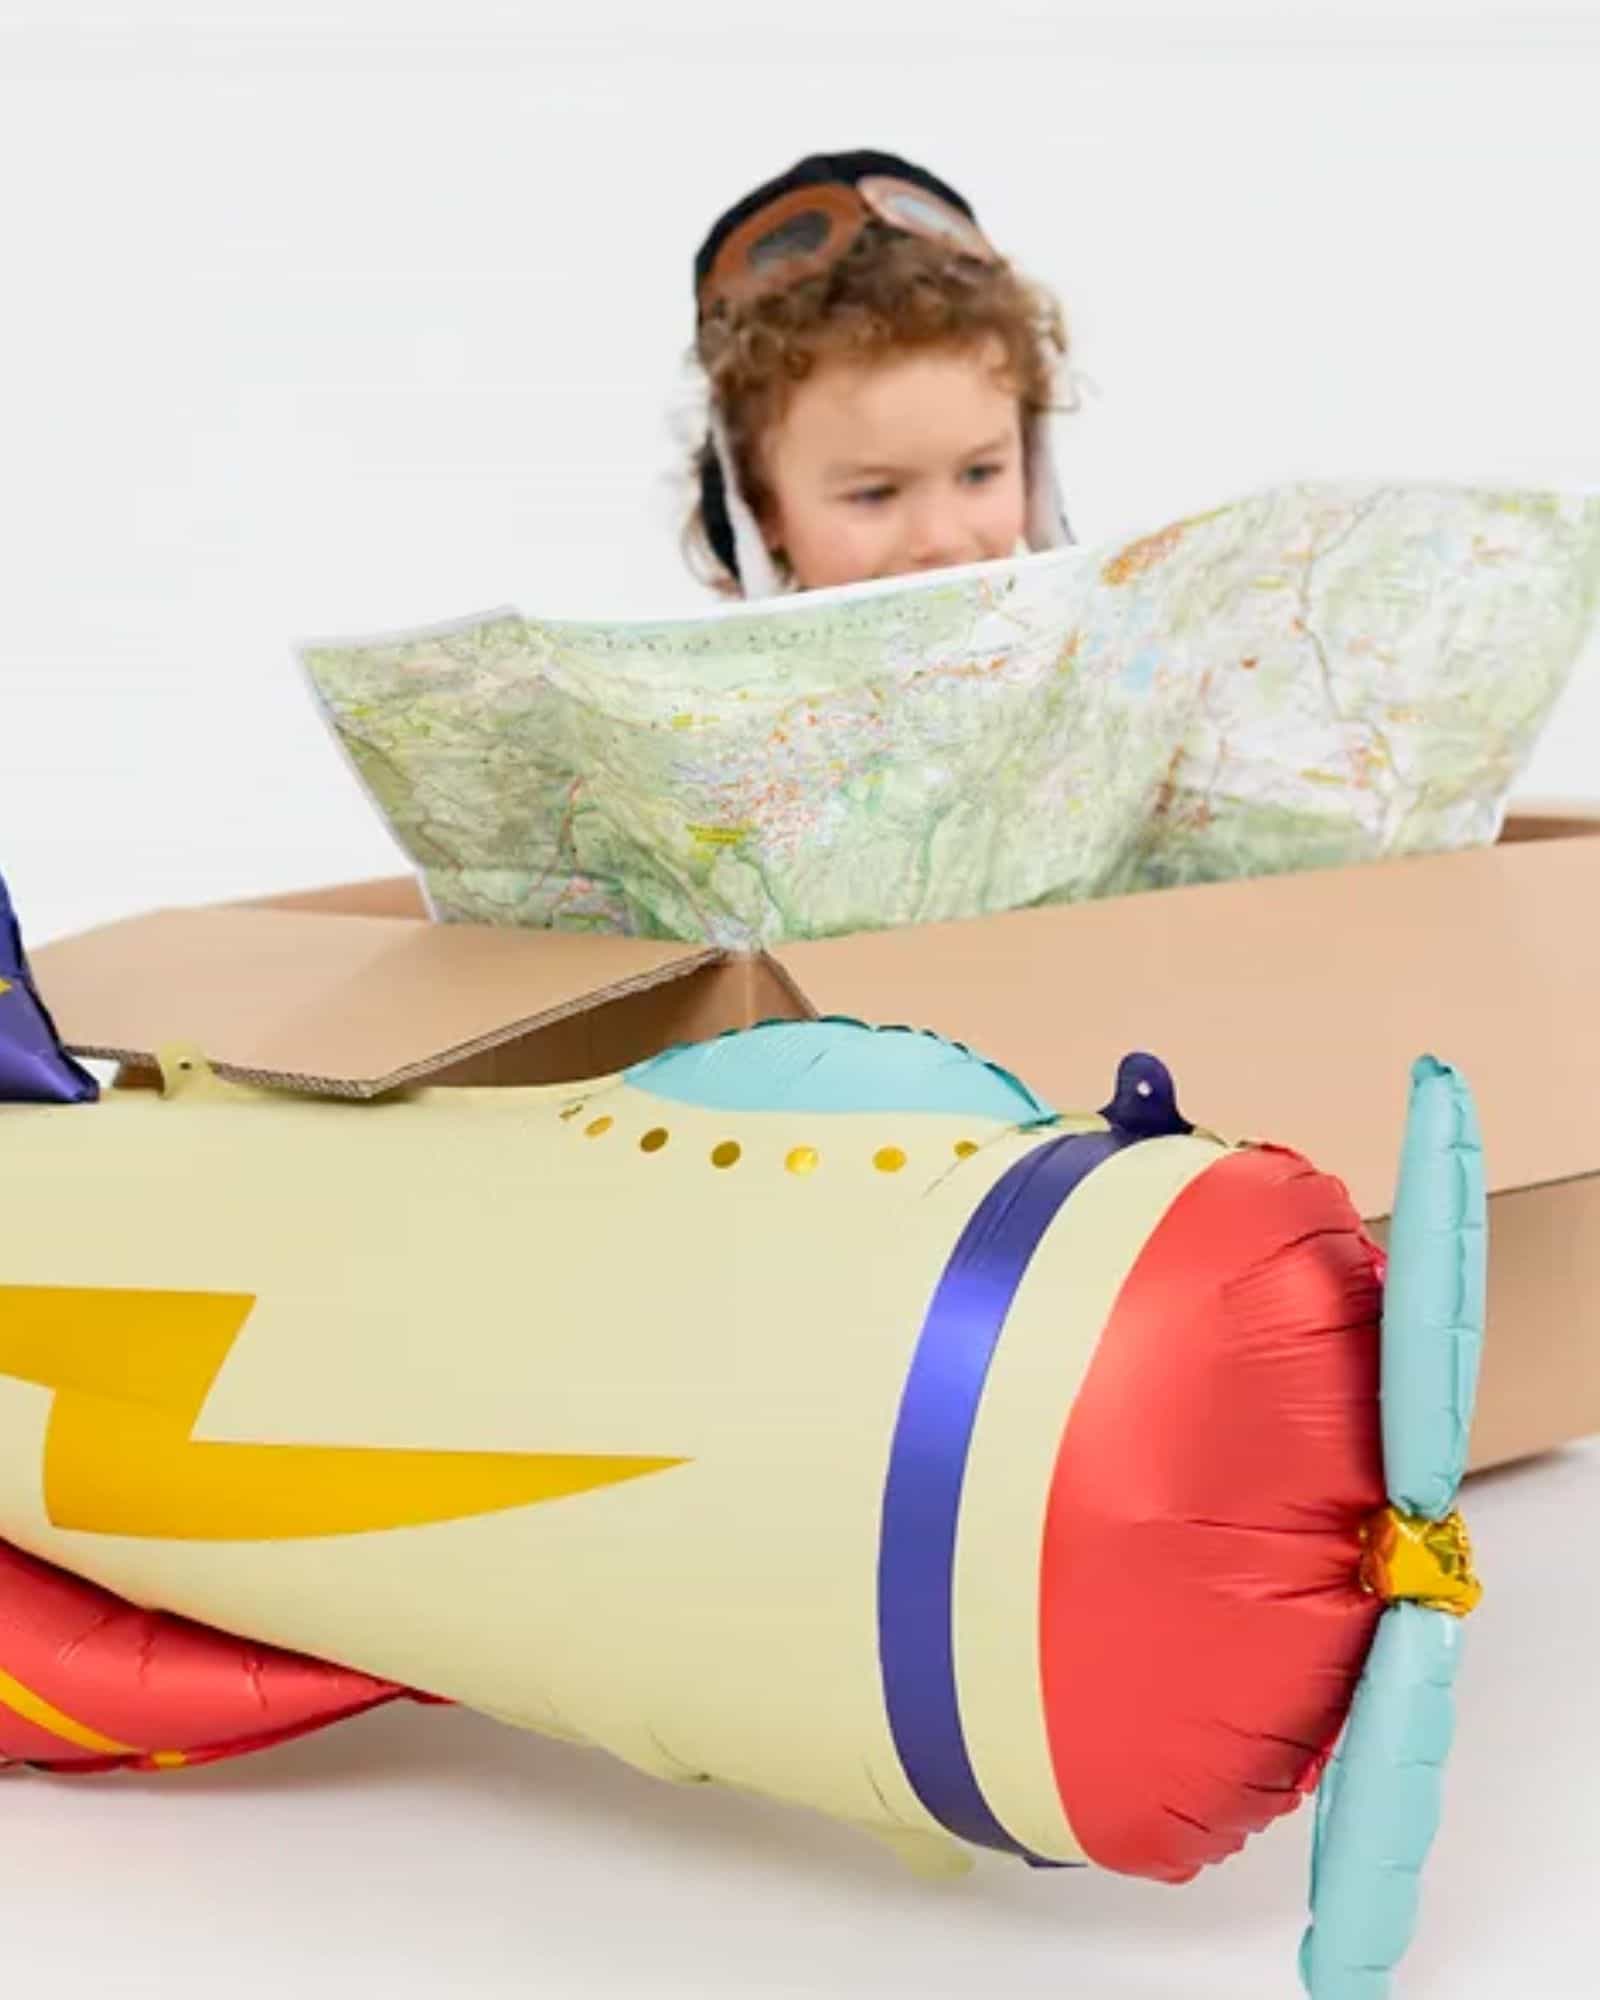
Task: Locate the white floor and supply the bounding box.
[3,1442,1593,1998]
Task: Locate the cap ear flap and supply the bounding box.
[1024,411,1074,550]
[698,435,740,584]
[706,413,786,599]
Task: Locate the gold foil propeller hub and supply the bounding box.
[1359,1506,1483,1618]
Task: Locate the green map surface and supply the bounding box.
[300,482,1600,945]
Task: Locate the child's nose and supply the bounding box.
[904,492,974,567]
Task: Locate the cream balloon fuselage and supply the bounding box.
[0,1024,1320,1880]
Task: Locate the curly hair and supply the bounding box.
[685,221,1069,592]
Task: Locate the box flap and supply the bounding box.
[31,907,721,1098]
[774,832,1600,1218]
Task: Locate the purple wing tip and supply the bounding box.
[0,871,98,1105]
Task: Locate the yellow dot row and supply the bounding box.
[566,1108,982,1176]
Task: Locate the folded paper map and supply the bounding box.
[299,482,1600,945]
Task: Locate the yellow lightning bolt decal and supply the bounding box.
[0,1285,685,1540]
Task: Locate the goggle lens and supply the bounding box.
[747,208,839,270]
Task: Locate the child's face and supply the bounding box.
[757,338,1029,592]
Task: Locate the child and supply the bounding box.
[687,149,1074,598]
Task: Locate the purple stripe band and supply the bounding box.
[877,1127,1128,1861]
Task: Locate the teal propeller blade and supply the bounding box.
[1381,1056,1486,1517]
[1299,1056,1486,1999]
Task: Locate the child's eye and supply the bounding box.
[846,485,897,507]
[962,461,1005,486]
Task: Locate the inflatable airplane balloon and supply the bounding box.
[0,866,1483,1998]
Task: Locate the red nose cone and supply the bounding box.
[1040,1144,1386,1881]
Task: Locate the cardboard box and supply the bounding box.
[30,801,1600,1476]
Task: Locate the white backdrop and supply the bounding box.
[2,1,1597,940]
[2,7,1599,1997]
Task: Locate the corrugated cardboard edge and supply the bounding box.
[86,949,728,1099]
[50,798,1600,1120]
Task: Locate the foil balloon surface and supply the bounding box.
[0,878,1483,1996]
